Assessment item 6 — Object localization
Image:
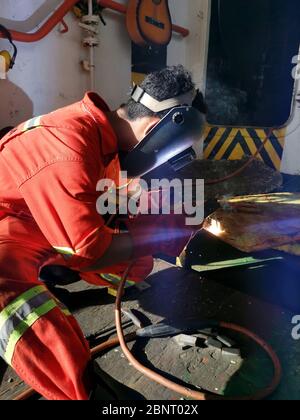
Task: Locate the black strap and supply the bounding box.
[0,23,17,69]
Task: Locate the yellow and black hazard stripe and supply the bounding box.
[203,126,286,171]
[132,72,147,85]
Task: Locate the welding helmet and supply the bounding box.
[120,85,205,178]
[0,24,17,71]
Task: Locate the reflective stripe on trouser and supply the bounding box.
[0,285,69,365]
[100,273,135,288]
[0,216,91,400]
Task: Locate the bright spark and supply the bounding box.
[206,219,225,236]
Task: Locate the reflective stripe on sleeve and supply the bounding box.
[22,116,42,132]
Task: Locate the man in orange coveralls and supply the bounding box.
[0,65,206,400]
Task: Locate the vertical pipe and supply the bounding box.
[88,0,95,91]
[88,0,93,17]
[90,43,95,91]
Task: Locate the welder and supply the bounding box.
[0,65,206,400]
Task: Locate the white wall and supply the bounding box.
[166,0,210,158]
[0,0,207,128]
[168,0,210,92]
[93,0,131,109]
[281,76,300,175]
[0,0,90,128]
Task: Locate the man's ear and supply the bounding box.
[143,116,160,137]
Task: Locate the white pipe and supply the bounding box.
[88,0,93,17]
[89,42,95,91]
[88,0,95,91]
[81,0,98,91]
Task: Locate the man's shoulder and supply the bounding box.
[42,99,95,135]
[36,99,101,158]
[41,92,110,133]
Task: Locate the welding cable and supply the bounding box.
[13,260,282,400]
[205,128,274,185]
[114,261,282,401]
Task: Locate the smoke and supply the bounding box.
[205,76,248,125]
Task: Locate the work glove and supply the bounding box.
[125,213,196,259]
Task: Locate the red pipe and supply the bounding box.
[0,0,189,43]
[0,0,78,43]
[98,0,190,38]
[172,24,189,38]
[99,0,127,14]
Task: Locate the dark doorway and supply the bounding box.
[206,0,300,127]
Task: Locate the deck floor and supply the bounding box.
[0,259,299,400]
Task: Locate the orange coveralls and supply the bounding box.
[0,92,153,400]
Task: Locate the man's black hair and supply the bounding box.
[122,65,207,121]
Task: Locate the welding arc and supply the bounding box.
[14,258,281,401]
[205,128,274,185]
